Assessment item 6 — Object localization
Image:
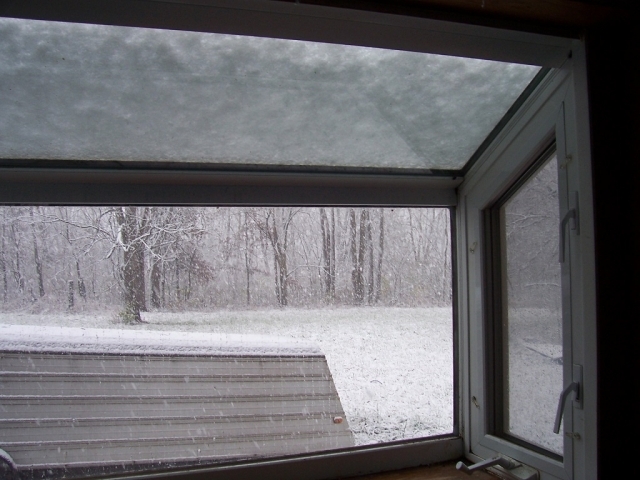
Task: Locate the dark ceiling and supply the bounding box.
[272,0,631,35]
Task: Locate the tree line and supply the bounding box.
[0,207,451,321]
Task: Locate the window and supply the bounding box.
[0,2,597,479]
[492,151,563,458]
[1,206,454,479]
[460,62,596,479]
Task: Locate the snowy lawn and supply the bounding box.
[0,307,454,445]
[506,308,564,455]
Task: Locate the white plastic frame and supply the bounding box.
[458,44,596,480]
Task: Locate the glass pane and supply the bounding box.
[0,17,539,171]
[501,155,563,455]
[0,206,452,479]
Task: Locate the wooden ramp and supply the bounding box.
[0,325,353,479]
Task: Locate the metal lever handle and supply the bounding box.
[559,192,580,263]
[559,209,575,263]
[553,381,579,433]
[456,456,518,475]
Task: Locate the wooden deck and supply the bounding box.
[0,326,353,479]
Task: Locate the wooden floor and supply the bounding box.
[348,461,495,480]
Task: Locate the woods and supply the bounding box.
[0,207,451,318]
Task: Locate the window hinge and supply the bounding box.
[559,153,573,169]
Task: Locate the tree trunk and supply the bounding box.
[30,208,45,298]
[357,209,367,304]
[132,237,146,311]
[76,261,86,300]
[1,220,7,303]
[349,209,358,302]
[150,259,162,308]
[375,208,385,303]
[366,210,374,304]
[186,251,195,302]
[116,207,146,323]
[350,209,365,304]
[175,260,181,304]
[320,208,332,302]
[11,224,24,293]
[259,208,294,308]
[161,266,166,306]
[68,280,74,309]
[271,212,288,307]
[123,241,145,320]
[330,208,336,300]
[442,214,451,304]
[244,211,251,306]
[408,210,419,263]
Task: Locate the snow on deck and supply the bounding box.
[0,324,322,357]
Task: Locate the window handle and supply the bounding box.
[456,456,518,475]
[559,191,580,263]
[553,364,583,434]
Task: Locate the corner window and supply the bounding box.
[461,60,596,480]
[0,4,589,480]
[0,206,454,479]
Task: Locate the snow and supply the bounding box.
[505,307,564,455]
[0,307,564,456]
[0,307,454,445]
[0,17,539,170]
[0,324,321,357]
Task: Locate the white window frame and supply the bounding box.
[457,45,597,480]
[0,2,597,479]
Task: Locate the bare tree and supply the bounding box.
[114,207,148,323]
[349,208,368,305]
[375,208,384,303]
[141,207,210,309]
[10,218,25,294]
[330,208,336,300]
[1,211,7,303]
[0,206,453,312]
[250,208,298,307]
[319,208,336,303]
[241,209,259,306]
[29,207,45,298]
[366,210,374,303]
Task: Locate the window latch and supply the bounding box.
[553,364,583,434]
[559,191,580,263]
[457,455,538,479]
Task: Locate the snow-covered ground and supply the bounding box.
[506,307,564,455]
[0,307,454,445]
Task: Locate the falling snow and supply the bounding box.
[0,306,454,445]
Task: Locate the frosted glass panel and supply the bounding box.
[0,18,540,171]
[501,155,563,455]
